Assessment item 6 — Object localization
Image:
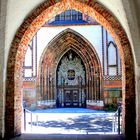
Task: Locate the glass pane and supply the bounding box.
[109,91,120,98]
[65,10,71,20]
[109,67,117,75]
[78,12,82,20]
[72,10,77,20]
[24,69,32,77]
[108,43,117,65]
[55,15,60,21]
[25,47,32,66]
[61,12,65,20]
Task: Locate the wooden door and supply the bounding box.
[72,90,79,106]
[64,90,79,107]
[64,90,72,107]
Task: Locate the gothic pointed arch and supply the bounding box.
[38,28,102,107]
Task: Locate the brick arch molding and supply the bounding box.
[37,28,103,101]
[6,0,136,139]
[38,28,102,79]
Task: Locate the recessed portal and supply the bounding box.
[56,50,86,108]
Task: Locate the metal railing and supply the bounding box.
[24,107,122,134]
[24,108,38,132]
[112,106,122,134]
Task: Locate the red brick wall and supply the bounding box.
[23,81,37,109]
[104,80,122,88]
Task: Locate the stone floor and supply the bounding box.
[10,134,125,140]
[32,108,106,113]
[9,108,124,140]
[24,108,118,134]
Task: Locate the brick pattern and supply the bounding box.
[104,80,122,88]
[23,77,36,81]
[5,0,135,139]
[104,75,122,80]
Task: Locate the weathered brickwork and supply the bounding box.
[5,0,135,139]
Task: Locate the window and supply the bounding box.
[24,44,33,78]
[65,10,71,20]
[53,10,83,21]
[24,69,32,77]
[55,15,60,21]
[61,12,65,20]
[108,43,117,65]
[72,10,77,20]
[24,47,32,66]
[23,37,37,78]
[78,12,82,20]
[107,42,118,76]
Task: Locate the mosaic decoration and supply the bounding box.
[67,69,75,80]
[57,54,85,86]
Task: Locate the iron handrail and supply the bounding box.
[113,106,122,134]
[24,108,38,132]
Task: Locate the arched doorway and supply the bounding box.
[56,49,87,108]
[5,0,135,139]
[37,28,102,109]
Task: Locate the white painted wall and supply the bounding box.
[36,25,103,69]
[24,25,119,76]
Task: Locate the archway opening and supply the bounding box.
[56,49,87,108]
[5,0,135,139]
[32,28,103,111]
[23,27,118,134]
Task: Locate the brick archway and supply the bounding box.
[6,0,135,139]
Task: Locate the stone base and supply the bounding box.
[36,100,56,109]
[86,100,104,110]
